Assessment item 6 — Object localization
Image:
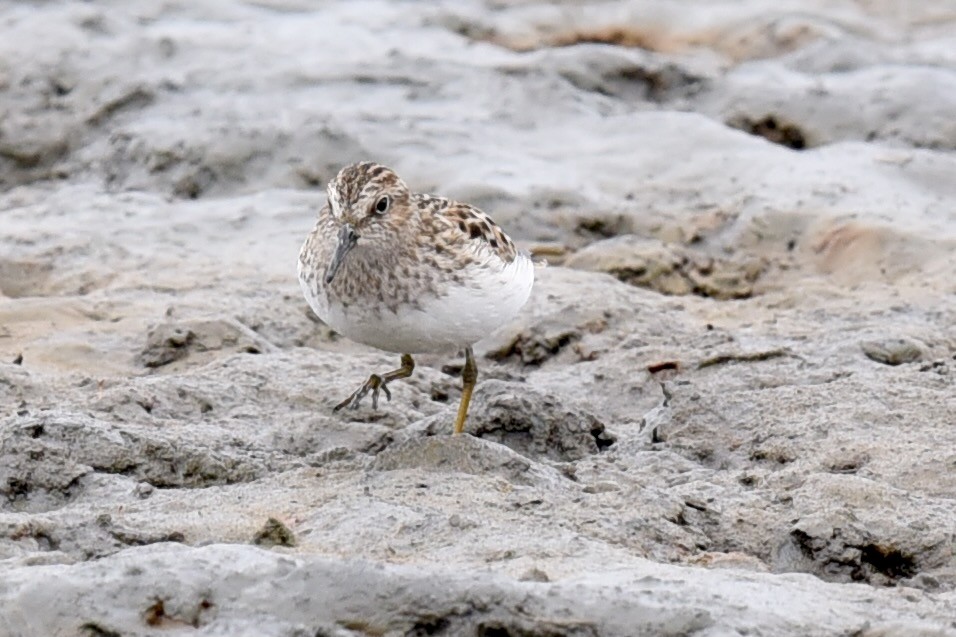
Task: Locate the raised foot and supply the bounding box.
[333,374,392,411]
[332,354,415,413]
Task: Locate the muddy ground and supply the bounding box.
[1,1,955,635]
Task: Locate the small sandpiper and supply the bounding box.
[298,162,535,433]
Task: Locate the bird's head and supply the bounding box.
[323,161,412,284]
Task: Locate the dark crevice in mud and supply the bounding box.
[4,477,32,503]
[81,623,123,637]
[790,529,921,585]
[486,330,581,366]
[730,115,808,150]
[861,544,919,580]
[477,620,600,637]
[559,63,705,104]
[108,527,186,548]
[405,615,451,636]
[2,469,87,512]
[575,215,630,239]
[90,463,141,477]
[141,595,214,628]
[358,432,395,457]
[593,429,616,451]
[7,524,60,551]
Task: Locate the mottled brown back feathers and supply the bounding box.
[414,194,519,263]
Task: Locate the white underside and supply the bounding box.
[299,253,534,354]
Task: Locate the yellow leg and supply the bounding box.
[334,354,415,411]
[453,346,477,435]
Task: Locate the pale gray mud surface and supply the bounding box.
[1,1,955,636]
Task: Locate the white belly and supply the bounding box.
[299,253,534,354]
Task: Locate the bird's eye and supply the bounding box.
[374,196,389,214]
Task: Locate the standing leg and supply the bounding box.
[453,346,477,435]
[334,354,415,411]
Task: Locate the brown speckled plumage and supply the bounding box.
[297,161,535,433]
[298,162,520,314]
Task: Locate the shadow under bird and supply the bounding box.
[297,162,535,433]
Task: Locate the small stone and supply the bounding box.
[448,514,477,529]
[133,483,154,499]
[139,323,195,368]
[582,480,620,494]
[861,338,923,366]
[252,517,296,548]
[518,567,551,582]
[906,573,940,591]
[565,235,762,300]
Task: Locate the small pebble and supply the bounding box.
[252,517,296,548]
[861,337,922,365]
[583,481,620,494]
[518,567,551,582]
[133,483,154,499]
